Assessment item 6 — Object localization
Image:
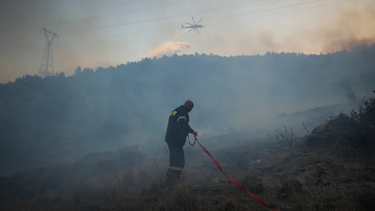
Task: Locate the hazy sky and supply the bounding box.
[0,0,374,83]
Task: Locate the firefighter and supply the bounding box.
[165,100,198,190]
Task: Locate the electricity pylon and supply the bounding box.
[39,27,58,77]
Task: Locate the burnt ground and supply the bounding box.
[1,131,375,211]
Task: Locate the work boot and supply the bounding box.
[172,170,181,188]
[166,169,182,190]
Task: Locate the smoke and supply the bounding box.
[1,0,375,83]
[318,2,375,53]
[223,1,375,56]
[146,41,190,59]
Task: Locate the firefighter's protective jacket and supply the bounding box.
[165,105,194,146]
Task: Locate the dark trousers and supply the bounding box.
[166,141,185,189]
[167,141,185,169]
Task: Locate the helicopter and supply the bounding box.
[181,16,205,34]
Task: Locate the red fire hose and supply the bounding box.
[188,134,276,211]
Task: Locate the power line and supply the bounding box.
[56,0,362,43]
[0,0,312,33]
[0,0,195,32]
[0,0,368,43]
[204,0,339,23]
[214,0,359,23]
[78,0,362,40]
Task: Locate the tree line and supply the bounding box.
[0,44,374,176]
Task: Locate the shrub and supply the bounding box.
[327,90,375,149]
[276,126,297,156]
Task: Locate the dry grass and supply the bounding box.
[1,140,375,211]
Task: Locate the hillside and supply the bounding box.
[0,94,374,210]
[0,45,374,177]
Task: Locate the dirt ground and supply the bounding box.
[1,135,375,211]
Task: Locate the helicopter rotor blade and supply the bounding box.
[191,16,195,24]
[196,18,203,24]
[196,28,199,35]
[188,28,193,33]
[185,22,194,25]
